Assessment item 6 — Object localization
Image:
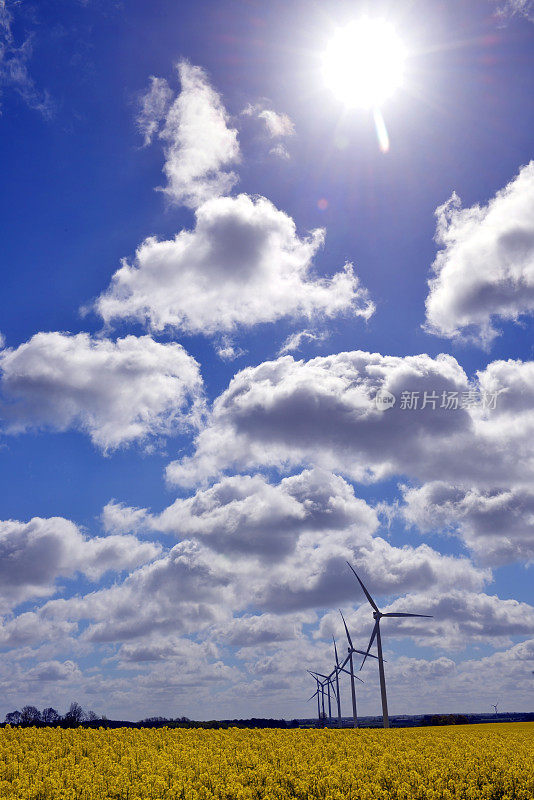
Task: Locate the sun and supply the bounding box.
[322,18,406,109]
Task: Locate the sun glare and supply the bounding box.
[322,18,406,109]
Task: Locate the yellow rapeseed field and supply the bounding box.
[0,722,532,800]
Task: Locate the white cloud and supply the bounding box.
[4,466,527,716]
[95,193,374,336]
[136,76,173,146]
[215,336,247,362]
[158,61,240,208]
[278,329,328,355]
[425,162,534,344]
[27,660,80,682]
[217,613,308,647]
[402,481,534,566]
[0,332,203,450]
[242,102,295,138]
[0,613,77,649]
[154,469,379,560]
[101,501,151,535]
[0,516,161,611]
[241,102,295,159]
[269,143,290,160]
[96,469,487,629]
[166,351,534,491]
[51,539,234,644]
[320,588,534,651]
[494,1,534,22]
[388,591,534,649]
[0,0,51,116]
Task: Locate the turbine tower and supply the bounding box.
[347,561,432,729]
[338,609,376,728]
[332,637,344,727]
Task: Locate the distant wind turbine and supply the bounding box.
[347,562,433,729]
[308,669,337,724]
[307,674,323,723]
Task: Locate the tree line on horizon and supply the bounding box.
[4,702,98,727]
[3,703,301,729]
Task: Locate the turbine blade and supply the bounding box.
[360,620,378,670]
[307,691,319,701]
[351,648,379,660]
[382,613,433,618]
[333,636,340,666]
[346,562,379,612]
[339,609,354,650]
[338,666,364,683]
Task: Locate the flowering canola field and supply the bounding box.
[0,722,532,800]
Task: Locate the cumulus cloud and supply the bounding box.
[136,76,173,146]
[0,332,203,450]
[402,481,534,566]
[158,61,240,208]
[93,469,487,645]
[27,660,80,682]
[0,516,161,611]
[425,162,534,344]
[217,613,308,647]
[166,350,534,490]
[101,501,151,535]
[95,194,374,336]
[389,591,534,648]
[42,539,235,644]
[320,588,534,651]
[0,613,77,649]
[153,469,379,560]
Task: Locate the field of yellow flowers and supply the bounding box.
[0,722,532,800]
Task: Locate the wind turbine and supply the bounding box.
[339,609,377,728]
[307,674,322,723]
[492,698,501,716]
[347,562,432,729]
[307,671,326,721]
[308,669,337,724]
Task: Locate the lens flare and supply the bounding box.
[373,108,390,153]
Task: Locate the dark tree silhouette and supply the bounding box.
[21,706,42,725]
[42,707,60,725]
[63,701,84,725]
[4,710,22,725]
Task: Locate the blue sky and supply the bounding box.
[0,0,533,721]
